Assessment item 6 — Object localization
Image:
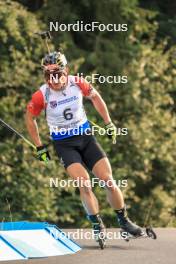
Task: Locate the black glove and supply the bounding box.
[105,122,117,144]
[36,145,50,162]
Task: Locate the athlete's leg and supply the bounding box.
[66,162,99,215]
[92,157,124,210]
[54,137,105,237]
[92,157,143,236]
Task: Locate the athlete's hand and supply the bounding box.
[105,122,117,144]
[36,145,50,162]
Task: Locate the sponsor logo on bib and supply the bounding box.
[50,100,57,109]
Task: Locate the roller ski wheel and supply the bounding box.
[98,236,106,249]
[94,226,106,249]
[146,226,157,239]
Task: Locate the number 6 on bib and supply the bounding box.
[63,108,73,120]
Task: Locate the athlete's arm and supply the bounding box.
[89,90,111,125]
[89,90,117,144]
[25,111,42,147]
[25,90,45,147]
[75,77,111,124]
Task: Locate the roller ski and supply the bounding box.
[116,207,157,242]
[88,214,106,249]
[120,225,157,242]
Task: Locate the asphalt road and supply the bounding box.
[1,228,176,264]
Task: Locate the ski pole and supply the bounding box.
[0,118,50,164]
[35,31,52,54]
[0,118,48,163]
[0,118,36,150]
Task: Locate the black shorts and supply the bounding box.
[53,134,106,171]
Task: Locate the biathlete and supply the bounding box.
[25,51,143,243]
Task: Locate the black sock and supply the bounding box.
[87,214,103,224]
[115,207,128,222]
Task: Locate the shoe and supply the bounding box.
[93,221,106,241]
[87,214,106,241]
[119,217,144,237]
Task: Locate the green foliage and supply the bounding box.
[0,0,59,223]
[0,0,175,227]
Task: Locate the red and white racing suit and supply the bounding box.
[27,75,93,140]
